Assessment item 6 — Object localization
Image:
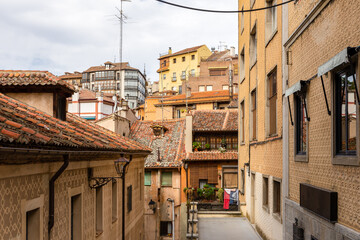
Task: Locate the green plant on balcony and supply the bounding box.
[192,142,201,151]
[204,143,210,150]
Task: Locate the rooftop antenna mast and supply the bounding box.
[115,0,131,104]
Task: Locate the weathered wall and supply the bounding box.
[0,156,145,240]
[6,93,54,116]
[285,0,360,239]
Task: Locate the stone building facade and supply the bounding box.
[237,0,284,239]
[0,70,150,240]
[283,0,360,239]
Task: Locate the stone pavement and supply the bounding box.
[198,217,262,240]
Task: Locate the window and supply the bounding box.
[251,89,257,140]
[240,169,245,194]
[161,172,172,186]
[240,47,245,82]
[176,110,181,118]
[190,69,195,76]
[191,55,195,60]
[172,86,177,91]
[250,24,257,67]
[173,58,176,64]
[223,85,229,90]
[179,85,182,94]
[26,208,40,240]
[241,6,244,34]
[163,74,166,80]
[209,69,226,76]
[160,221,172,237]
[71,194,82,240]
[96,187,103,235]
[112,182,117,222]
[172,72,176,81]
[273,179,281,216]
[223,167,238,188]
[182,56,185,62]
[206,85,213,91]
[295,95,307,155]
[145,171,151,186]
[181,71,186,80]
[334,66,357,158]
[199,85,205,92]
[240,101,245,143]
[262,176,269,209]
[127,185,132,212]
[199,179,208,189]
[268,69,277,136]
[265,0,277,41]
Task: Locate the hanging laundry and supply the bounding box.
[223,189,231,209]
[230,189,239,205]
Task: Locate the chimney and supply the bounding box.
[230,46,236,57]
[168,47,172,54]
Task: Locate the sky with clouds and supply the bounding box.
[0,0,238,82]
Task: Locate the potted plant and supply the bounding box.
[204,143,210,150]
[220,138,227,148]
[192,142,201,151]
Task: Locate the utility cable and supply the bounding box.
[156,0,294,13]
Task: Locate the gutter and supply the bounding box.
[48,154,69,240]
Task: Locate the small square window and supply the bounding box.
[173,58,176,64]
[199,85,205,92]
[145,171,151,186]
[182,56,185,62]
[191,55,195,60]
[161,172,172,186]
[222,85,229,90]
[206,85,213,91]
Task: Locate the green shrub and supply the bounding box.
[216,188,224,203]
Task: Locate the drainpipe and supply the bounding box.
[48,154,69,240]
[122,160,130,240]
[167,198,175,240]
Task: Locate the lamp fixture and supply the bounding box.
[88,155,131,189]
[148,199,156,213]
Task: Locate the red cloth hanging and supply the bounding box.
[223,190,230,209]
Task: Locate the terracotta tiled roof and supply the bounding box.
[0,93,150,153]
[159,45,205,59]
[205,50,229,61]
[59,72,82,80]
[67,89,114,102]
[185,151,238,161]
[83,62,137,73]
[192,109,238,131]
[0,70,74,92]
[130,119,185,168]
[156,90,237,106]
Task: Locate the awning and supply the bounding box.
[318,46,360,77]
[285,80,308,97]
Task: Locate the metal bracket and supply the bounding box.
[288,96,294,126]
[88,168,121,189]
[320,76,331,115]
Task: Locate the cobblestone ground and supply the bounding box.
[198,217,262,240]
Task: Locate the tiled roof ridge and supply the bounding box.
[191,109,238,114]
[159,45,205,59]
[185,151,238,161]
[0,92,150,152]
[222,111,230,130]
[0,70,74,92]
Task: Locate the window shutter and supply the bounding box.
[208,164,218,184]
[190,165,199,188]
[161,172,172,186]
[144,171,151,186]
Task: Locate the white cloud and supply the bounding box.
[0,0,238,82]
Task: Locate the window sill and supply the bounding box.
[240,142,245,146]
[272,212,282,223]
[266,134,278,139]
[294,154,308,163]
[332,155,359,166]
[262,205,270,213]
[161,185,173,188]
[265,29,278,48]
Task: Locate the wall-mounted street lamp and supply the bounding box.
[87,155,131,240]
[148,199,156,213]
[88,156,130,189]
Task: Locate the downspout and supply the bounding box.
[122,161,130,240]
[48,154,69,240]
